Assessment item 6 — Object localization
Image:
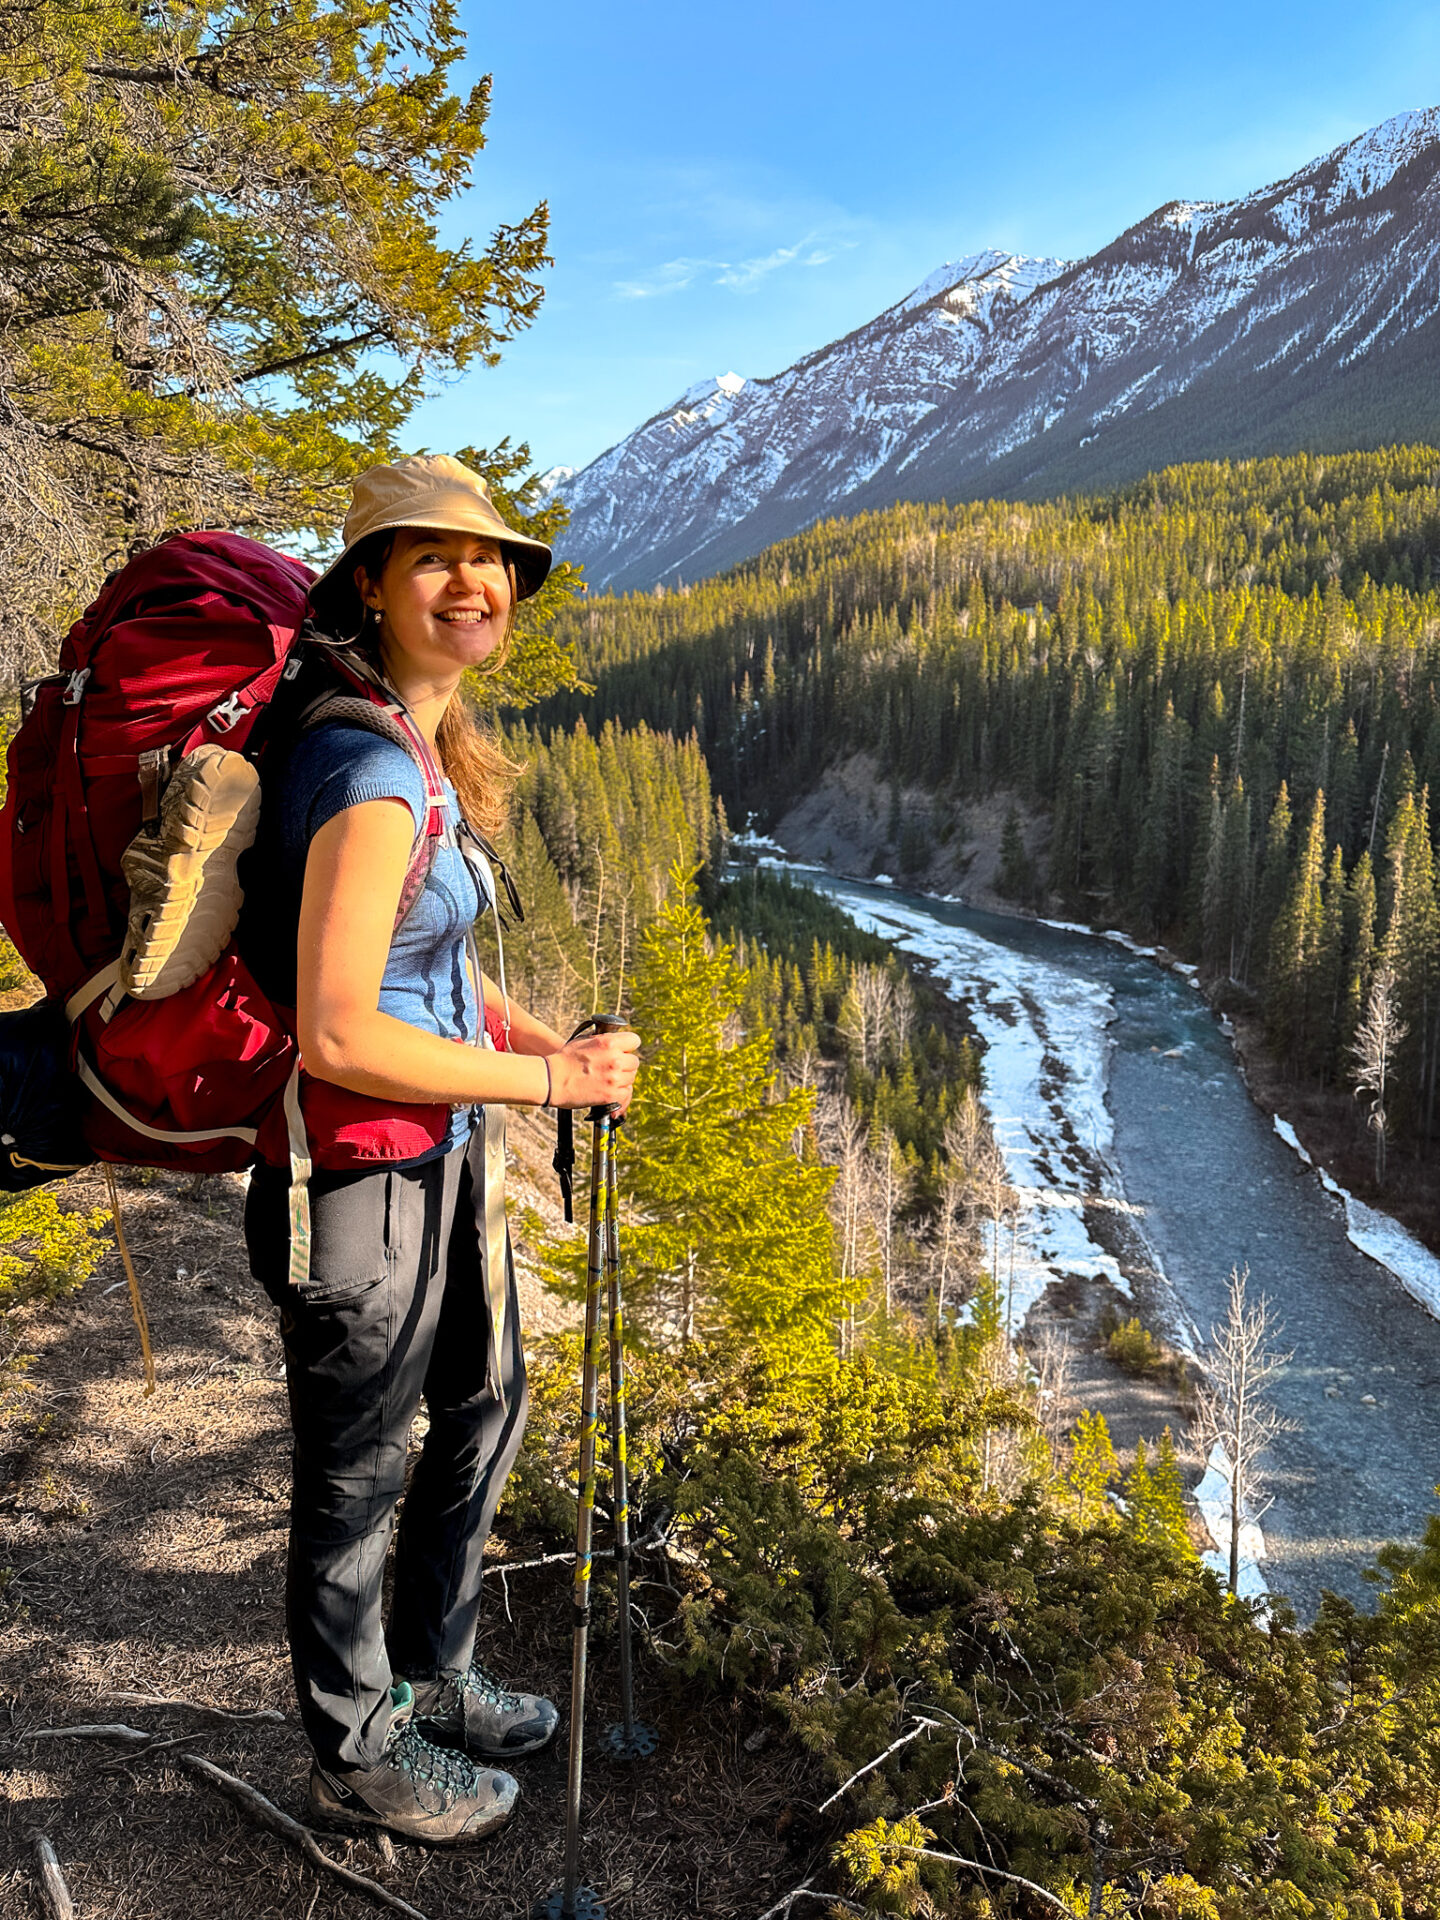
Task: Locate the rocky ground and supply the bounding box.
[0,1113,817,1920]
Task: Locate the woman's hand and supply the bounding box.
[547,1028,641,1115]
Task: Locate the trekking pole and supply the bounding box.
[535,1015,627,1920]
[599,1119,656,1762]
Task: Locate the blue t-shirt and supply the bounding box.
[268,724,482,1158]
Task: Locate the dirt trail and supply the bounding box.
[0,1122,812,1920]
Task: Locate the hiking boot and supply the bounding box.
[119,743,261,999]
[307,1681,519,1845]
[404,1661,560,1759]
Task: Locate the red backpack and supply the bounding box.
[0,530,499,1184]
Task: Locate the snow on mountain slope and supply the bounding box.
[549,109,1440,592]
[552,250,1069,586]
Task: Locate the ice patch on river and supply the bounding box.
[1272,1115,1440,1319]
[799,879,1133,1328]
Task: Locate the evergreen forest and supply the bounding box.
[537,446,1440,1175]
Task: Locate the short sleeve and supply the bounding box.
[286,725,428,846]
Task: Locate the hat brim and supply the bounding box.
[308,512,552,620]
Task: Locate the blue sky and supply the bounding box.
[405,0,1440,476]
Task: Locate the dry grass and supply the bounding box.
[0,1131,821,1919]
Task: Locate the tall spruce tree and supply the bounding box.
[1266,788,1326,1070]
[1254,781,1294,981]
[613,869,848,1358]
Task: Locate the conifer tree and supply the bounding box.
[1221,776,1255,980]
[1253,781,1294,967]
[608,869,848,1358]
[1068,1410,1119,1524]
[0,0,554,666]
[1383,785,1440,1140]
[1124,1435,1154,1530]
[1152,1428,1191,1548]
[1343,850,1378,1056]
[1315,844,1348,1082]
[1126,1429,1194,1557]
[1199,764,1227,973]
[1266,788,1326,1069]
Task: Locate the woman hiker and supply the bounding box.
[239,454,640,1844]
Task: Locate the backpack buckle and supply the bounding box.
[61,668,90,706]
[206,691,246,732]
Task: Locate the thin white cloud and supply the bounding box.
[614,257,718,300]
[615,234,853,300]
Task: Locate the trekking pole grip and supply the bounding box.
[552,1013,633,1222]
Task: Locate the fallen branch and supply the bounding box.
[99,1689,284,1724]
[95,1728,219,1773]
[817,1715,944,1813]
[29,1832,74,1920]
[754,1879,863,1919]
[178,1753,432,1920]
[25,1723,152,1745]
[898,1847,1074,1916]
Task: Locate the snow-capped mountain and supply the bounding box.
[550,110,1440,591]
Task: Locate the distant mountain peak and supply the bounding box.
[550,106,1440,590]
[670,370,747,415]
[1333,105,1438,179]
[898,250,1070,314]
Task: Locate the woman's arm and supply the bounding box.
[296,798,638,1111]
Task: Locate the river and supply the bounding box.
[778,861,1440,1620]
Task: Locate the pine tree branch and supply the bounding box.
[241,327,389,383]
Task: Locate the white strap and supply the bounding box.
[283,1064,312,1289]
[464,844,511,1043]
[75,1053,259,1147]
[65,960,122,1025]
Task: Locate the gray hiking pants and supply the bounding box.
[245,1128,528,1770]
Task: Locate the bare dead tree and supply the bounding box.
[837,964,894,1072]
[1030,1331,1074,1456]
[932,1153,969,1318]
[868,1126,909,1315]
[817,1091,874,1354]
[887,969,917,1058]
[1195,1264,1296,1596]
[1351,964,1407,1185]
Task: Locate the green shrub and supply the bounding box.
[1106,1314,1168,1376]
[0,1187,108,1313]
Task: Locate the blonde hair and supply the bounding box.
[350,534,521,839]
[436,686,520,841]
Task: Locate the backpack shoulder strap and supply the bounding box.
[296,667,450,933]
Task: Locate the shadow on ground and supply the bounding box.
[0,1167,816,1919]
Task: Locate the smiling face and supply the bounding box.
[356,526,513,687]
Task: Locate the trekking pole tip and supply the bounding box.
[600,1719,658,1762]
[532,1888,607,1920]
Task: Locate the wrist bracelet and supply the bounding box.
[543,1056,553,1107]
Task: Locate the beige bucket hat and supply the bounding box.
[309,453,552,624]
